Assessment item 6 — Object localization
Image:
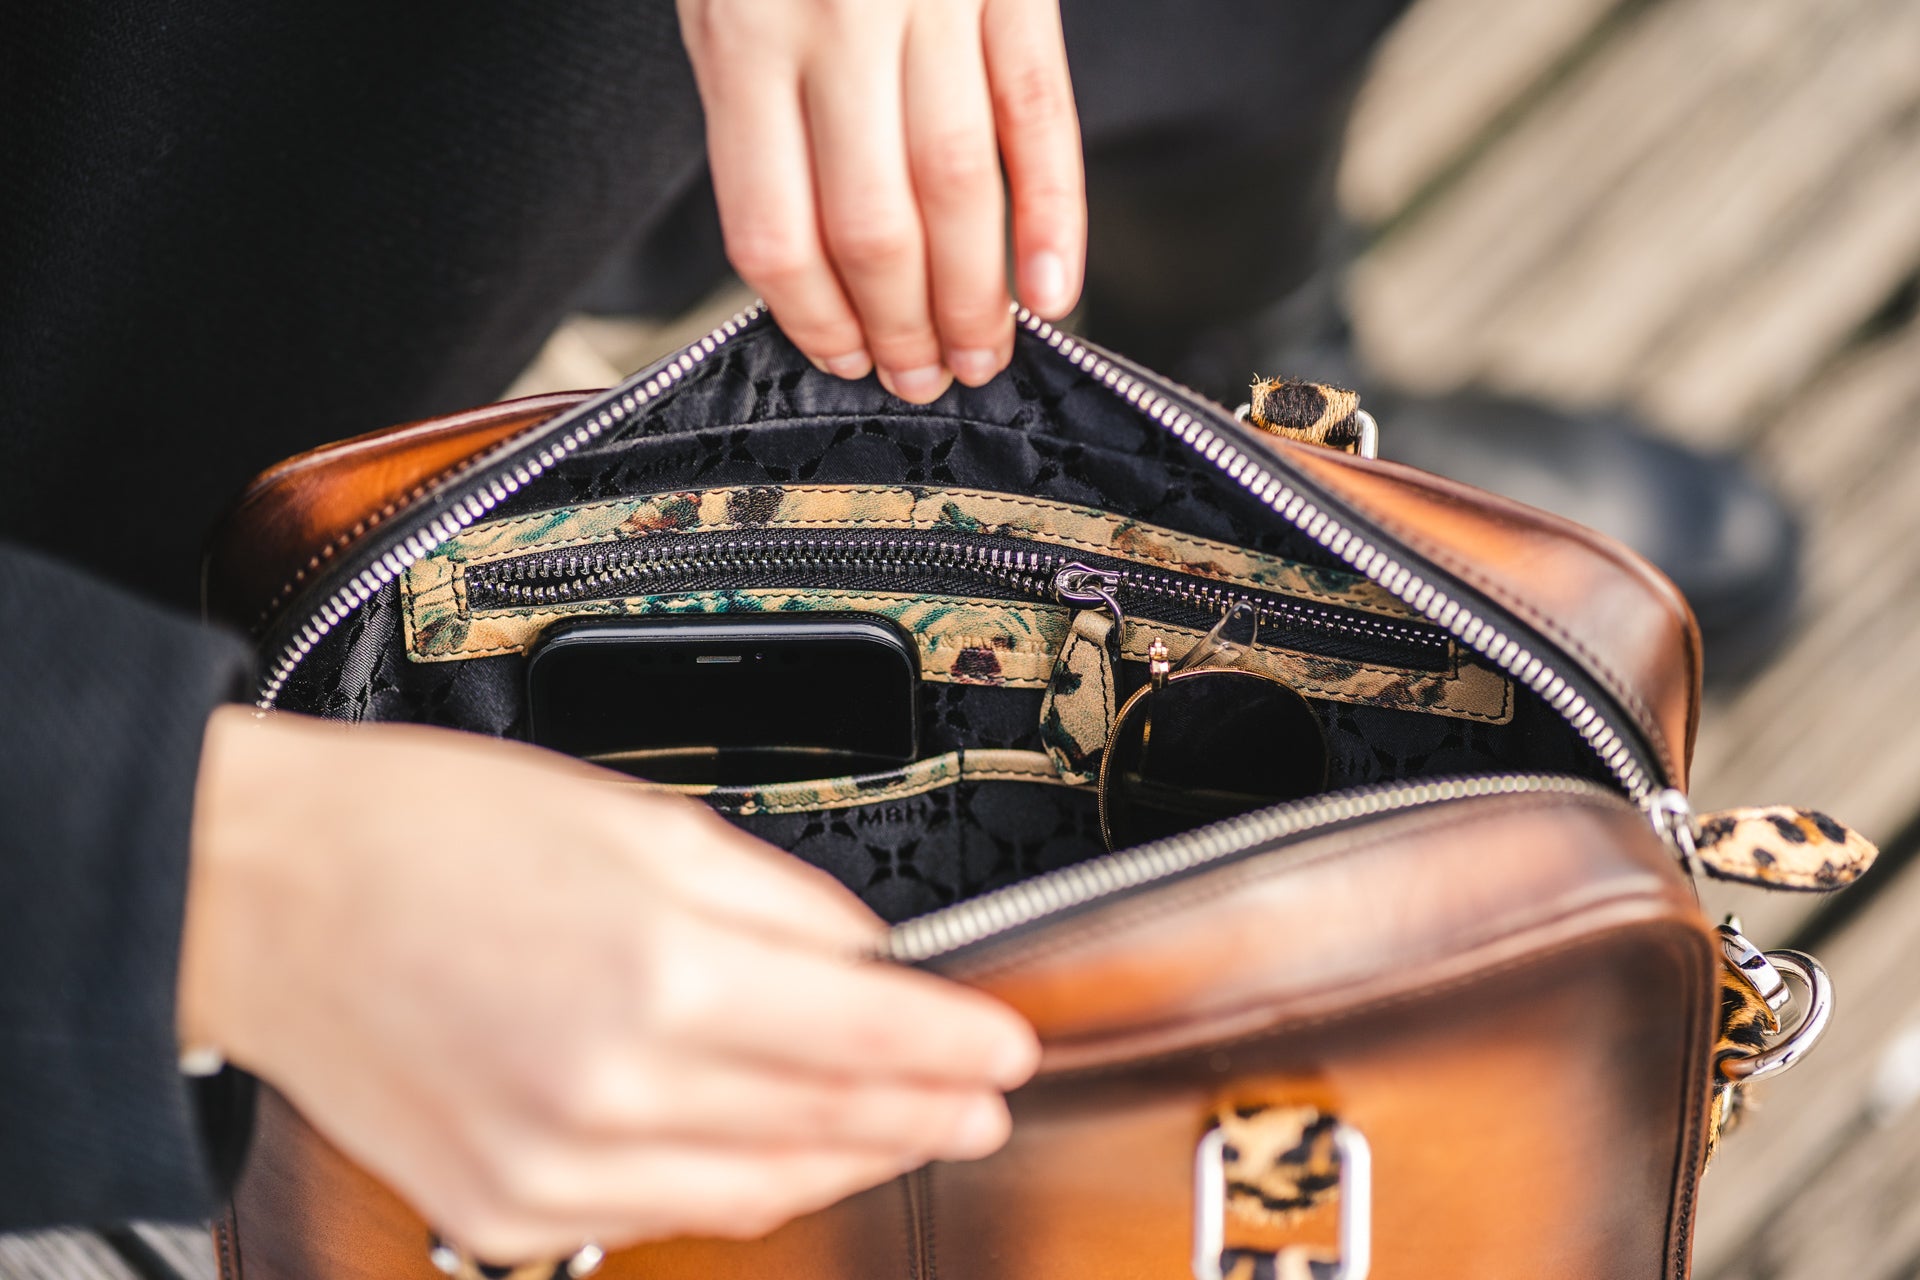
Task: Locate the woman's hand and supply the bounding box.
[678,0,1085,402]
[179,708,1038,1261]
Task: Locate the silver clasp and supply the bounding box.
[1052,562,1125,637]
[1192,1120,1372,1280]
[1716,920,1834,1083]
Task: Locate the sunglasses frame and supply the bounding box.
[1096,612,1330,850]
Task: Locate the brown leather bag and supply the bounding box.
[203,306,1872,1280]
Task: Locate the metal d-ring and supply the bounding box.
[1721,948,1834,1083]
[427,1236,604,1280]
[1192,1120,1372,1280]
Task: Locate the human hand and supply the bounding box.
[678,0,1085,403]
[178,708,1039,1261]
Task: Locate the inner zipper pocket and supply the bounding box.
[464,528,1451,673]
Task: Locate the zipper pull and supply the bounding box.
[1039,607,1119,785]
[1646,788,1878,893]
[1051,562,1125,637]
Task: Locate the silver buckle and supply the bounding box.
[1192,1120,1372,1280]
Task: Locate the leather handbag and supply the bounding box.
[202,304,1876,1280]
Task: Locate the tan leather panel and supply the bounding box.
[222,794,1714,1280]
[1270,440,1702,788]
[202,392,592,633]
[936,930,1707,1280]
[224,1088,913,1280]
[949,794,1698,1064]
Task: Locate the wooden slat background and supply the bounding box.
[10,0,1917,1274]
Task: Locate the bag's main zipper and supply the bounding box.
[890,773,1617,963]
[1014,315,1663,810]
[463,531,1452,672]
[253,303,1667,813]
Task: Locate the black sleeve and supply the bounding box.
[0,542,256,1230]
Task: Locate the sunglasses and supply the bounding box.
[1097,600,1330,850]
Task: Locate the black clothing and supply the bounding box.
[0,0,1402,1231]
[0,548,252,1229]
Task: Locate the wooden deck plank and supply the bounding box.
[1680,328,1920,946]
[131,1224,217,1280]
[1336,0,1621,222]
[1636,107,1920,441]
[1710,1080,1920,1280]
[0,1230,135,1280]
[1471,0,1920,432]
[1347,0,1838,393]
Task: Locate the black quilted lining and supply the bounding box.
[273,323,1608,921]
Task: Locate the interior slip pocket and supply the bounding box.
[396,483,1514,726]
[648,749,1101,923]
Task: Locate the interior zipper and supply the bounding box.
[890,773,1618,963]
[463,530,1453,672]
[253,302,1669,821]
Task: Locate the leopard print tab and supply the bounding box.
[1219,1106,1342,1226]
[1212,1105,1343,1280]
[1039,609,1117,784]
[1245,378,1363,451]
[1695,805,1878,892]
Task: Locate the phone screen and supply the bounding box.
[526,616,919,784]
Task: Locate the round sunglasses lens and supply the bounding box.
[1100,671,1327,848]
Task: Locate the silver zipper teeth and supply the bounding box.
[252,302,768,711]
[1009,307,1659,807]
[470,538,1056,606]
[890,773,1614,963]
[467,537,1443,658]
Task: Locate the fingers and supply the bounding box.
[983,0,1085,319]
[804,14,950,403]
[624,797,884,954]
[547,1050,1011,1155]
[904,1,1014,386]
[647,921,1040,1090]
[690,0,1083,397]
[693,18,873,379]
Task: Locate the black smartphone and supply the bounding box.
[526,615,919,785]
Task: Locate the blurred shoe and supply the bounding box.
[1084,275,1800,688]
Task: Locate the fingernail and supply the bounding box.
[1025,251,1070,318]
[825,350,873,380]
[881,364,950,403]
[948,348,1000,386]
[947,1096,1010,1160]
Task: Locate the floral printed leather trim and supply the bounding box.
[633,748,1066,815]
[399,485,1514,723]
